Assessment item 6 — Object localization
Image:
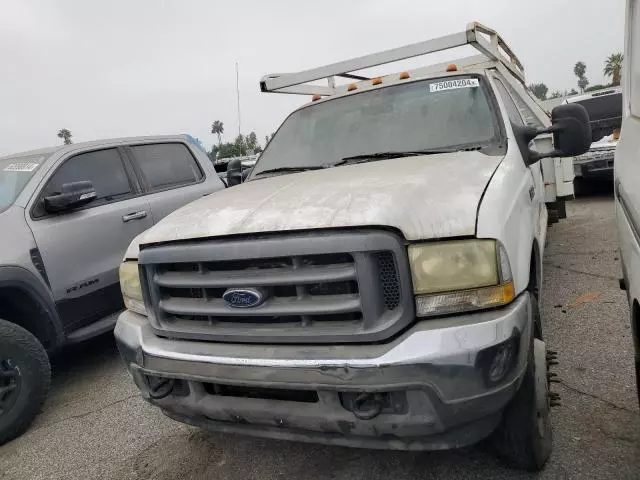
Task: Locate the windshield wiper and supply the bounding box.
[333,148,467,167]
[254,147,483,176]
[254,166,327,176]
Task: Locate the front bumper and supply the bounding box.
[115,293,533,450]
[574,152,615,179]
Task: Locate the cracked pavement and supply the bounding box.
[0,195,638,479]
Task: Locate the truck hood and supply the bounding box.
[129,151,503,256]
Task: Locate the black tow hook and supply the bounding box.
[352,393,384,420]
[146,376,175,399]
[546,349,561,408]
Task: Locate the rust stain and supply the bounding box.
[567,292,601,308]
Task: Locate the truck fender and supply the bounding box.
[0,265,64,352]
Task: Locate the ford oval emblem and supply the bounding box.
[222,288,267,308]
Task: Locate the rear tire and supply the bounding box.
[556,200,567,220]
[547,208,559,225]
[0,319,51,445]
[491,297,552,471]
[573,177,591,197]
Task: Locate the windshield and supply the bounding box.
[0,155,45,212]
[252,75,501,176]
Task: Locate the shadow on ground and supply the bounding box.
[50,331,120,380]
[574,177,614,198]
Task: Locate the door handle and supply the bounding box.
[122,210,147,222]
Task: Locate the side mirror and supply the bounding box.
[519,104,592,164]
[226,159,243,187]
[44,181,96,213]
[547,104,592,157]
[217,172,228,187]
[241,167,253,182]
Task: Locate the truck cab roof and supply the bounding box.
[0,134,197,162]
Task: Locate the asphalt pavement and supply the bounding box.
[1,195,638,480]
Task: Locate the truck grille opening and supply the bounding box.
[203,383,319,403]
[152,252,362,327]
[171,312,362,324]
[375,252,401,310]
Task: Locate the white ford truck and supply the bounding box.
[114,23,591,471]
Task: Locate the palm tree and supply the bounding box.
[211,120,224,145]
[573,61,586,80]
[573,61,589,93]
[604,53,624,86]
[57,129,72,145]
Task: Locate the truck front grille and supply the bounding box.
[155,253,361,325]
[138,230,413,344]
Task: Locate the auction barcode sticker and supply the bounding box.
[3,162,40,172]
[429,78,479,92]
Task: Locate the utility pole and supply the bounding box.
[235,62,241,137]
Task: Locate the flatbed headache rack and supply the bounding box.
[260,22,525,97]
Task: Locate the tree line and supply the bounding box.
[528,53,623,101]
[209,121,274,160]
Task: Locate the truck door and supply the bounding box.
[123,142,215,224]
[617,0,640,218]
[26,147,153,334]
[494,68,575,218]
[491,74,546,240]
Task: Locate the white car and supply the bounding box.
[114,23,591,471]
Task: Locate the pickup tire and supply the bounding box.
[573,177,591,197]
[0,319,51,445]
[491,297,552,471]
[556,199,567,220]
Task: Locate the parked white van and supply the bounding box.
[115,23,591,470]
[615,0,640,406]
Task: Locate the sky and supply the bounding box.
[0,0,627,156]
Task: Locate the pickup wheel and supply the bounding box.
[573,177,591,197]
[491,297,552,471]
[0,319,51,445]
[556,200,567,220]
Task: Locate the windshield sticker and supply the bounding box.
[429,78,479,92]
[3,162,40,172]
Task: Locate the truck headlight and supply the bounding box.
[408,239,514,317]
[119,261,147,316]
